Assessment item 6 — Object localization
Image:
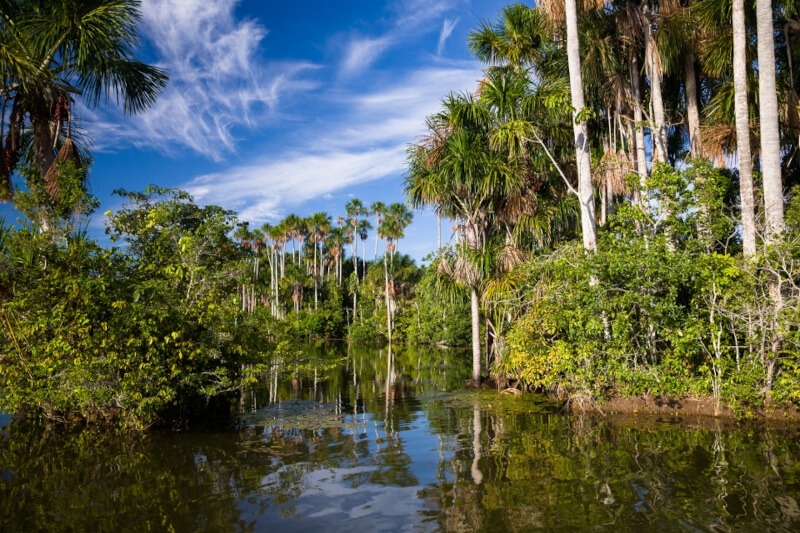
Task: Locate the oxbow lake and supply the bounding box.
[2,343,800,532]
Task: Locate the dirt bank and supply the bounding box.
[567,394,800,426]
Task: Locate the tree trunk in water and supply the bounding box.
[733,0,757,257]
[756,0,785,243]
[470,287,481,385]
[566,0,597,252]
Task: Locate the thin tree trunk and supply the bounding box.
[631,54,649,208]
[734,0,757,257]
[314,239,318,310]
[566,0,597,252]
[470,287,481,386]
[384,256,392,345]
[437,212,442,249]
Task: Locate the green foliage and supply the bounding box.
[13,160,99,236]
[499,186,800,414]
[0,187,277,428]
[401,257,471,347]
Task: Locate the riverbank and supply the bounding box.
[566,393,800,425]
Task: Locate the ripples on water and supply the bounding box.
[2,344,800,532]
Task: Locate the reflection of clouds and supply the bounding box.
[298,468,424,520]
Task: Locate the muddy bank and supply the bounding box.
[566,393,800,426]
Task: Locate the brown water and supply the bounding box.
[2,343,800,532]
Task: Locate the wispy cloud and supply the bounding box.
[336,0,458,77]
[89,0,318,160]
[340,36,393,76]
[437,18,459,56]
[184,66,483,225]
[392,0,455,29]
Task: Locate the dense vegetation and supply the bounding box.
[4,0,800,426]
[403,0,800,413]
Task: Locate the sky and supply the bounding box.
[14,0,513,263]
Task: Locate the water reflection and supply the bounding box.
[2,344,800,532]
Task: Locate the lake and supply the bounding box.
[2,343,800,532]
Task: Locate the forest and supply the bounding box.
[3,0,800,428]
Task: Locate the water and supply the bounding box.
[2,343,800,532]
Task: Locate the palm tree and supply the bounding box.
[345,198,368,283]
[0,0,167,204]
[406,89,524,386]
[470,1,596,251]
[378,202,413,346]
[357,218,372,281]
[307,211,331,310]
[325,225,347,283]
[370,201,386,259]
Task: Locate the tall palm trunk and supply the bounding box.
[756,0,784,243]
[645,6,668,163]
[685,55,702,159]
[685,53,714,246]
[566,0,597,252]
[733,0,757,257]
[756,0,784,406]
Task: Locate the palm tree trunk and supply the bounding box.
[645,6,668,163]
[631,54,649,207]
[756,0,784,243]
[734,0,757,257]
[470,287,481,385]
[685,54,702,159]
[566,0,597,252]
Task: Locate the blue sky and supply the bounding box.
[57,0,510,262]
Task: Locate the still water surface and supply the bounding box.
[2,344,800,532]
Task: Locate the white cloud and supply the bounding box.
[187,148,406,223]
[182,66,483,226]
[89,0,318,160]
[437,18,459,56]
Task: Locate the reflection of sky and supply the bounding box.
[241,408,455,531]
